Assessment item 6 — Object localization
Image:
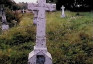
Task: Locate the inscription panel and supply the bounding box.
[36,55,45,64]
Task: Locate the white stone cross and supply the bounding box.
[28,2,56,25]
[28,3,38,25]
[28,0,56,64]
[61,5,65,18]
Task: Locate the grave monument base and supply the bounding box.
[61,14,65,18]
[28,46,52,64]
[1,24,9,31]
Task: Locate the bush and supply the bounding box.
[6,8,21,27]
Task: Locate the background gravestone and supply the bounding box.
[61,5,65,18]
[0,4,9,31]
[22,9,25,14]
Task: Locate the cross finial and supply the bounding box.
[61,5,65,9]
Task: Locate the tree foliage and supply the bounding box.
[0,0,19,10]
[0,0,20,27]
[17,2,28,10]
[55,0,92,11]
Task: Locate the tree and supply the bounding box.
[56,0,92,11]
[0,0,19,10]
[17,2,28,10]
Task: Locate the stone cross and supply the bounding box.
[28,0,56,64]
[61,5,65,18]
[28,3,38,25]
[0,4,9,31]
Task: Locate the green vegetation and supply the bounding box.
[0,0,21,28]
[0,11,93,64]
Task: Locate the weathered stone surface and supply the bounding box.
[28,0,56,64]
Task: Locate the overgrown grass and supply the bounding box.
[0,11,93,64]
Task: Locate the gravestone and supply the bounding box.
[1,5,9,31]
[22,9,25,14]
[1,12,9,31]
[61,5,65,18]
[28,0,56,64]
[1,24,9,31]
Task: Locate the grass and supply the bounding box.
[0,11,93,64]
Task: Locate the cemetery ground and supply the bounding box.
[0,11,93,64]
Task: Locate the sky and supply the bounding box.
[14,0,37,3]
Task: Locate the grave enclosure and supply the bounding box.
[28,0,56,64]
